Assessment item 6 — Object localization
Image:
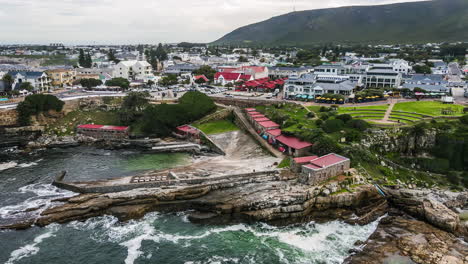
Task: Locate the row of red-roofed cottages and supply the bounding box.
[244,108,351,185]
[244,108,312,157]
[77,124,130,140]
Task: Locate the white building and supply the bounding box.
[113,60,153,81]
[8,71,51,92]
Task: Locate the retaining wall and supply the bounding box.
[53,170,279,193]
[212,97,281,108]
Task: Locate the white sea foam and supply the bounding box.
[6,227,57,264]
[17,162,38,168]
[0,161,18,172]
[0,184,76,219]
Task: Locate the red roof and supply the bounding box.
[194,75,209,82]
[241,66,267,73]
[239,74,252,80]
[265,129,282,137]
[276,135,312,150]
[214,72,241,81]
[250,114,265,118]
[248,111,261,116]
[77,124,129,131]
[305,154,349,170]
[293,156,319,164]
[245,108,256,112]
[258,121,280,129]
[253,117,270,122]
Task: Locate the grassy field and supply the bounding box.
[3,54,77,66]
[338,104,389,113]
[46,110,121,136]
[393,101,464,116]
[194,120,239,135]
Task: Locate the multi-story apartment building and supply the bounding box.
[113,60,153,81]
[8,71,52,92]
[45,69,76,87]
[364,64,402,88]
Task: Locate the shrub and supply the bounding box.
[346,119,370,131]
[306,112,315,118]
[312,136,342,156]
[345,130,362,142]
[460,115,468,125]
[319,112,330,121]
[16,94,65,126]
[319,106,329,112]
[315,119,323,126]
[336,114,352,123]
[322,119,345,133]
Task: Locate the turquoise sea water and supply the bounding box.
[0,147,379,264]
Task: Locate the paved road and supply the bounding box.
[448,62,463,76]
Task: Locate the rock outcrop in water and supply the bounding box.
[0,173,387,230]
[344,211,468,264]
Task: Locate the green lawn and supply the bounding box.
[393,101,464,117]
[194,120,239,135]
[338,104,389,113]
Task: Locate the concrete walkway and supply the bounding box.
[382,100,396,122]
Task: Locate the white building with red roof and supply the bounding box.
[77,124,129,140]
[300,153,351,185]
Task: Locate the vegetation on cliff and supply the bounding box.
[16,94,64,126]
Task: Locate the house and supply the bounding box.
[77,124,129,140]
[164,63,200,75]
[284,74,355,99]
[401,74,449,93]
[113,60,153,81]
[268,66,312,79]
[300,153,350,185]
[291,155,318,173]
[45,69,76,87]
[275,135,313,157]
[214,72,252,86]
[8,71,52,92]
[175,125,200,143]
[257,120,280,133]
[193,75,209,83]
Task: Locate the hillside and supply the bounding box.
[213,0,468,46]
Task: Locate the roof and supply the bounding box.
[77,124,129,131]
[304,153,349,170]
[194,75,209,82]
[214,72,241,81]
[276,135,312,150]
[250,114,265,119]
[257,121,280,129]
[265,128,282,137]
[247,111,261,116]
[293,156,319,164]
[177,125,199,134]
[245,108,256,112]
[8,71,46,78]
[253,117,270,122]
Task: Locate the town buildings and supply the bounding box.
[113,60,153,82]
[8,71,51,92]
[45,69,76,87]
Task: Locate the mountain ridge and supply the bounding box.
[213,0,468,46]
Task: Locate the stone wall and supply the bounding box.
[212,97,281,108]
[0,109,18,127]
[53,170,279,193]
[300,159,351,185]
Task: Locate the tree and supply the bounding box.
[147,80,155,87]
[192,65,217,81]
[159,74,178,86]
[155,43,168,62]
[78,49,86,67]
[16,94,64,126]
[119,91,150,125]
[413,65,431,74]
[108,49,120,64]
[195,78,206,84]
[2,74,14,91]
[238,56,248,62]
[80,78,103,89]
[322,119,345,133]
[105,77,130,89]
[19,82,34,92]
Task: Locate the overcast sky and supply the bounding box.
[0,0,426,44]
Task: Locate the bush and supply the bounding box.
[346,119,370,131]
[312,136,342,156]
[141,91,215,136]
[319,106,329,112]
[16,94,65,126]
[322,119,345,133]
[105,77,130,89]
[306,112,315,118]
[315,119,323,126]
[345,130,362,142]
[319,112,330,121]
[460,115,468,125]
[336,114,352,123]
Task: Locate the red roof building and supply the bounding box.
[194,75,209,82]
[77,124,129,139]
[257,121,280,129]
[276,135,313,150]
[300,154,351,185]
[265,129,282,137]
[253,117,270,122]
[293,156,319,164]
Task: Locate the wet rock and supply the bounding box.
[344,215,468,264]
